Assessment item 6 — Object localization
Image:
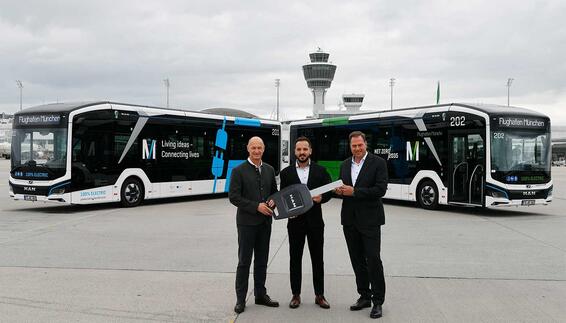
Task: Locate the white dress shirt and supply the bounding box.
[247,158,262,174]
[295,159,311,185]
[351,152,368,186]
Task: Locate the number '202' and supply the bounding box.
[450,116,466,127]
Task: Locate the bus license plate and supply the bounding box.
[24,195,37,201]
[521,200,535,206]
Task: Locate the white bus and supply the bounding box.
[285,103,552,209]
[9,102,281,207]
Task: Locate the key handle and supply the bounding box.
[268,184,313,220]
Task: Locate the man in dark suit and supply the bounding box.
[229,136,280,314]
[280,136,332,309]
[335,131,388,319]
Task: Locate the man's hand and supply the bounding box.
[312,194,322,203]
[340,185,354,197]
[258,202,274,216]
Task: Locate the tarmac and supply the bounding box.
[1,159,566,322]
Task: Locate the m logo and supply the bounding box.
[142,139,156,159]
[406,141,419,161]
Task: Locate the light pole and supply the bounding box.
[163,78,170,108]
[275,79,280,120]
[389,78,395,110]
[16,80,23,111]
[506,78,513,106]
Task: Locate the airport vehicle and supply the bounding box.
[286,103,552,209]
[9,102,280,206]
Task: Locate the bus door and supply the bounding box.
[448,132,485,206]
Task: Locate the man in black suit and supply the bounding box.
[229,136,280,314]
[280,136,332,309]
[335,131,388,319]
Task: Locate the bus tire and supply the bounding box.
[417,180,438,210]
[120,177,144,207]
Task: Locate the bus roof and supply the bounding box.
[14,101,277,124]
[287,103,549,124]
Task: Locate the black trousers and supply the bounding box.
[288,224,324,296]
[343,225,386,305]
[235,222,271,303]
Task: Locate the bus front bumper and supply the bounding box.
[485,196,552,207]
[9,180,71,204]
[11,193,71,204]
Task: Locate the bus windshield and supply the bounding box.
[491,128,551,183]
[11,127,68,180]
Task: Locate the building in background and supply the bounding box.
[318,93,366,119]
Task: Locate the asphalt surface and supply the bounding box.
[1,159,566,322]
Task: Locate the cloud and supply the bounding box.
[1,0,565,123]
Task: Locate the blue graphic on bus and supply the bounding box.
[225,160,245,192]
[235,117,261,127]
[212,118,228,193]
[211,117,262,193]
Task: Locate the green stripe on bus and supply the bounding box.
[318,160,342,181]
[322,116,349,126]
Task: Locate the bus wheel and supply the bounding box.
[418,180,438,210]
[121,178,144,207]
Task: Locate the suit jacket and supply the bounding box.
[280,161,332,228]
[339,153,388,227]
[229,161,278,226]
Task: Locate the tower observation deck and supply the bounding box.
[302,48,336,118]
[342,94,365,113]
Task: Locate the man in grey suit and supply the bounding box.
[335,131,388,319]
[229,136,280,314]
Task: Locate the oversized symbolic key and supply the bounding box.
[268,180,343,220]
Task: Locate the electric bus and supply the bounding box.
[286,103,552,209]
[9,102,280,207]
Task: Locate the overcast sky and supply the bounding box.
[1,0,565,123]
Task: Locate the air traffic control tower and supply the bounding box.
[302,48,336,118]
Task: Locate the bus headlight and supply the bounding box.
[486,185,508,199]
[547,187,553,198]
[49,182,70,196]
[490,190,506,198]
[50,187,66,195]
[9,183,14,195]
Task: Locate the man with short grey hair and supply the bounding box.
[229,136,279,314]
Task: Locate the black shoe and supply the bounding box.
[234,302,245,314]
[315,295,330,309]
[350,297,372,311]
[255,294,280,307]
[289,294,301,308]
[370,304,383,319]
